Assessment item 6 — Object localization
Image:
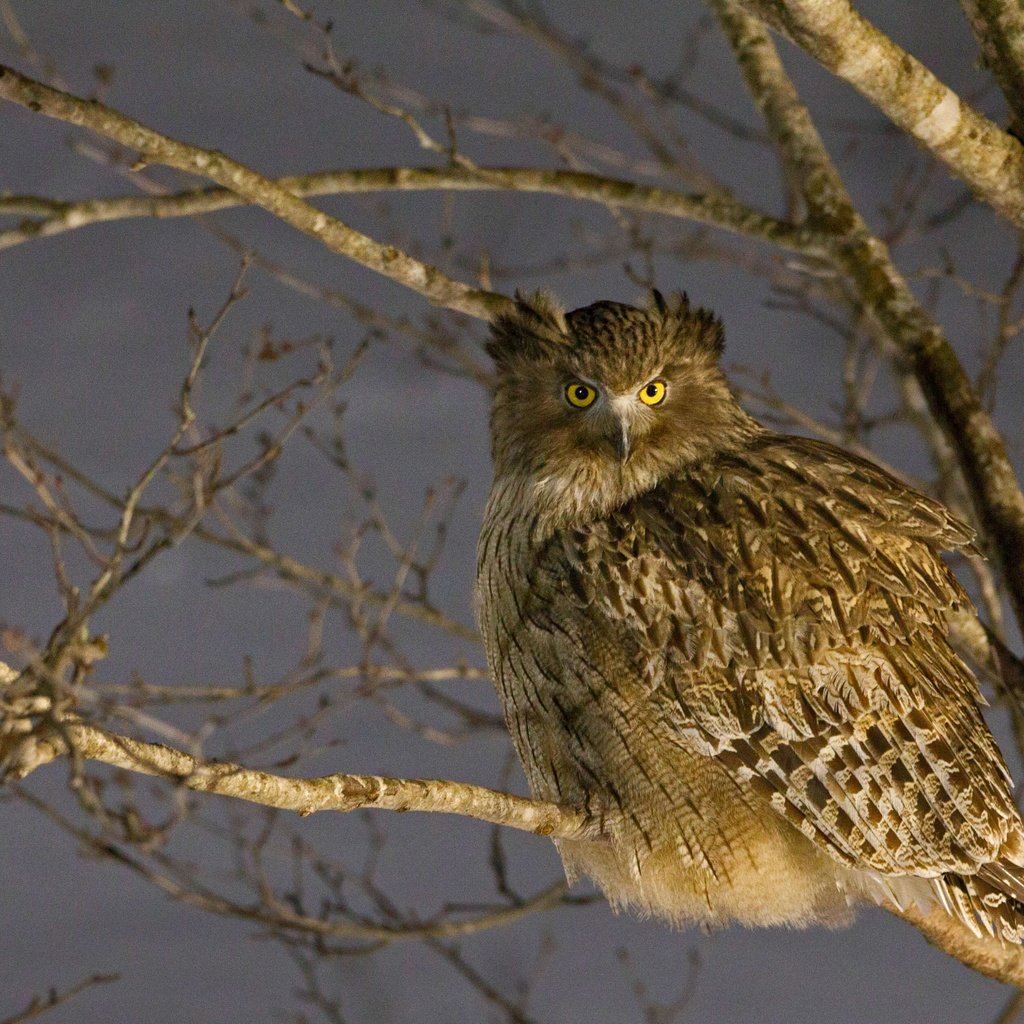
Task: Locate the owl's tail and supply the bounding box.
[856,859,1024,945]
[931,862,1024,944]
[890,874,1024,987]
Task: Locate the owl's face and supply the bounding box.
[500,349,699,476]
[562,372,668,462]
[486,292,754,521]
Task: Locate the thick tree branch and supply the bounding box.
[7,699,1024,985]
[737,0,1024,230]
[0,64,507,319]
[709,0,856,229]
[960,0,1024,136]
[11,714,591,840]
[711,0,1024,635]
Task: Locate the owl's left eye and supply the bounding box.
[638,380,667,406]
[565,382,598,408]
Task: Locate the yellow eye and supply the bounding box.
[565,382,597,408]
[639,380,666,406]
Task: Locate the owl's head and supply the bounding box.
[485,291,755,520]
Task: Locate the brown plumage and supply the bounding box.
[476,290,1024,942]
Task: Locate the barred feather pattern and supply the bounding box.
[478,295,1024,944]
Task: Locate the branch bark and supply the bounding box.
[0,166,826,257]
[894,903,1024,988]
[11,714,591,840]
[737,0,1024,230]
[4,653,1024,984]
[0,64,507,319]
[960,0,1024,136]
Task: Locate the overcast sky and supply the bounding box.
[2,3,1023,1023]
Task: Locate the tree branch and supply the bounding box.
[960,0,1024,136]
[711,0,1024,635]
[12,711,1024,986]
[0,63,506,319]
[10,713,591,841]
[709,0,857,229]
[736,0,1024,230]
[0,972,119,1024]
[6,660,1024,984]
[0,165,826,257]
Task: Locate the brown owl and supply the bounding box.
[476,290,1024,943]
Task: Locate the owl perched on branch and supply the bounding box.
[476,291,1024,944]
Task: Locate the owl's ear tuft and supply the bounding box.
[653,290,724,362]
[487,290,569,367]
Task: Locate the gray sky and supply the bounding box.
[2,2,1023,1022]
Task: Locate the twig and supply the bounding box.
[0,973,119,1024]
[14,784,577,946]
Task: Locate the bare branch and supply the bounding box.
[0,973,119,1024]
[14,784,577,946]
[893,903,1024,988]
[736,0,1024,230]
[423,936,537,1024]
[10,660,1024,985]
[0,63,505,318]
[992,986,1024,1024]
[6,706,590,841]
[960,0,1024,136]
[0,165,826,258]
[456,0,721,193]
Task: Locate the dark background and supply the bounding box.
[2,3,1023,1022]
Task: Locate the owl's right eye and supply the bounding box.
[565,382,597,408]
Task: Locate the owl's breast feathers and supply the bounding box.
[541,432,1024,941]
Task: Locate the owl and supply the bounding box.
[475,290,1024,943]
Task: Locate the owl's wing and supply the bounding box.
[558,434,1023,891]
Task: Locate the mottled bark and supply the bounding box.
[10,713,591,840]
[710,0,854,229]
[960,0,1024,136]
[737,0,1024,229]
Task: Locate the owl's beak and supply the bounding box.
[613,415,632,463]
